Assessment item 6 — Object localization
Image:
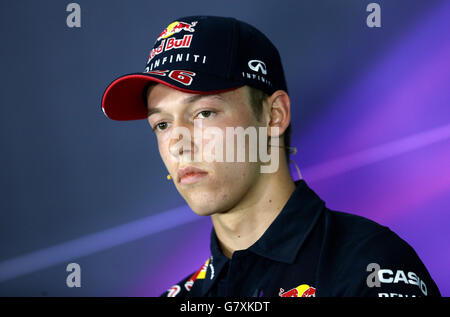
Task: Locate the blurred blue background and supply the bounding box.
[0,0,449,296]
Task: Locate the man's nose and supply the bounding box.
[168,122,197,159]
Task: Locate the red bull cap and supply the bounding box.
[101,15,288,121]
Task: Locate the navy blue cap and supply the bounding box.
[101,15,288,121]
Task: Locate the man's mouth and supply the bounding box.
[177,166,208,185]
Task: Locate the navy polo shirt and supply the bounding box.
[161,179,441,297]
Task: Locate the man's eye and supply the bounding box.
[154,122,169,131]
[196,110,215,119]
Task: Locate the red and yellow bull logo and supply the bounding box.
[157,20,198,42]
[279,284,316,297]
[184,258,210,291]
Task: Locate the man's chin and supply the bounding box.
[190,208,216,217]
[185,198,226,217]
[177,182,237,216]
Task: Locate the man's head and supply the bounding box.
[101,15,293,214]
[146,83,291,215]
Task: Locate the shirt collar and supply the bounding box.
[210,179,325,265]
[199,179,325,295]
[248,179,325,263]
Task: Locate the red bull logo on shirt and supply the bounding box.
[157,21,198,42]
[184,258,210,291]
[279,284,316,297]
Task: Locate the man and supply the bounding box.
[101,16,440,297]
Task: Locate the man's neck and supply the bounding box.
[211,160,296,259]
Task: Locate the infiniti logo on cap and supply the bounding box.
[248,60,267,75]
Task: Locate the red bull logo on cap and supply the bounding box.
[279,284,317,297]
[146,34,193,64]
[157,20,198,42]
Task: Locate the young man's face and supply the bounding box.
[146,84,265,216]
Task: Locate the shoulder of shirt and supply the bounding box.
[323,208,420,264]
[326,209,391,242]
[322,208,441,296]
[325,209,418,258]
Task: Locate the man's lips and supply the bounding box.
[177,166,208,184]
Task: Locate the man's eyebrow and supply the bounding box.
[147,94,225,116]
[183,93,225,104]
[147,108,161,117]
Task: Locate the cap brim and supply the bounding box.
[101,72,243,121]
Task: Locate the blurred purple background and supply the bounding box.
[0,0,448,296]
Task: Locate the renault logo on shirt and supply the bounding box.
[248,59,267,75]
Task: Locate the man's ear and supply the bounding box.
[266,90,291,137]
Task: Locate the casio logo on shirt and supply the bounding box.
[366,263,428,296]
